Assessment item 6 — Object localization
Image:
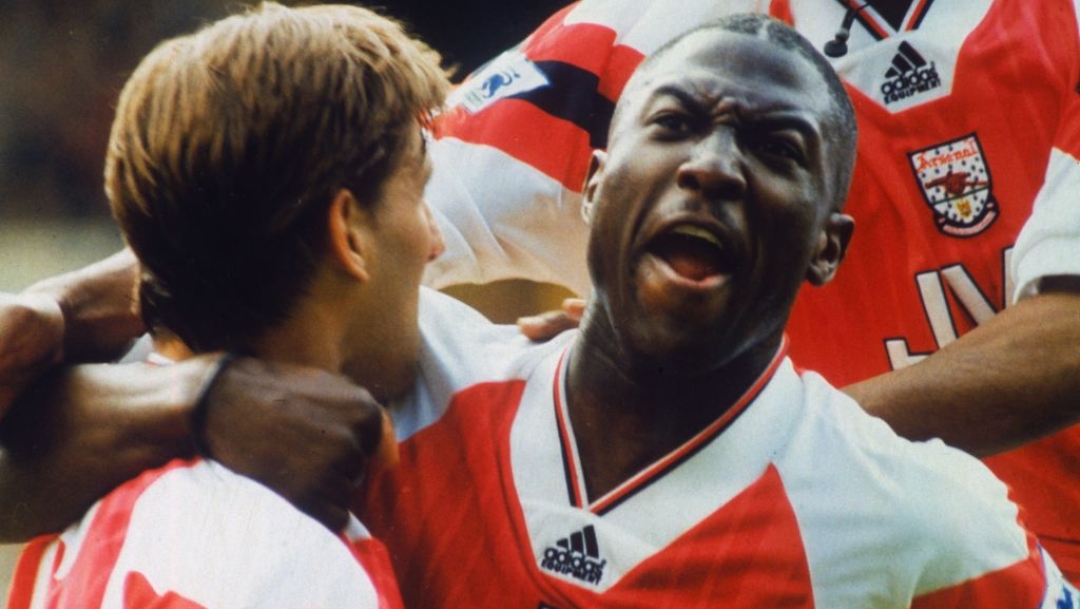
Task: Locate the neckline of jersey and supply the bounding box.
[551,335,791,516]
[836,0,935,40]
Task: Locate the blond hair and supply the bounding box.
[106,2,449,351]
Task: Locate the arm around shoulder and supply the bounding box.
[0,249,144,419]
[0,357,209,541]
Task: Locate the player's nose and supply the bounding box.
[676,128,747,201]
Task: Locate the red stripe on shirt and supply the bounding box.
[122,571,208,609]
[552,350,585,508]
[6,536,56,609]
[848,1,890,38]
[18,459,199,609]
[520,18,642,104]
[910,534,1046,609]
[439,99,594,190]
[553,464,816,608]
[343,537,405,609]
[768,0,796,25]
[1054,81,1080,157]
[434,14,644,191]
[906,0,934,30]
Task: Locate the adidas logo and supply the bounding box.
[880,41,941,105]
[539,525,608,585]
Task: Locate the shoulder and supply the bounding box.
[400,287,574,438]
[791,371,1023,543]
[780,373,1041,603]
[417,286,571,382]
[107,460,384,608]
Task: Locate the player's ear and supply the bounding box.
[581,150,607,225]
[327,188,371,283]
[806,211,854,286]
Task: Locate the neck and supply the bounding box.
[337,294,422,403]
[148,301,346,372]
[254,293,419,402]
[151,270,418,400]
[247,298,347,373]
[339,335,419,403]
[565,314,783,501]
[241,276,416,401]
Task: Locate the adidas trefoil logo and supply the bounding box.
[880,41,941,105]
[540,525,608,585]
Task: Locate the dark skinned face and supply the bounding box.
[582,29,853,376]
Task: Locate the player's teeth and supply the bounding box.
[671,226,722,247]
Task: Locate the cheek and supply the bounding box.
[751,210,820,296]
[418,203,444,262]
[746,175,820,243]
[408,210,436,264]
[380,206,436,279]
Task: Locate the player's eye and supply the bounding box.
[753,133,806,165]
[648,111,699,142]
[652,112,696,135]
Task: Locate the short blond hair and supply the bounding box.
[106,2,449,351]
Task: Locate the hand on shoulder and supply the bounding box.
[0,291,65,418]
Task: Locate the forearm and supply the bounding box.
[24,248,144,363]
[0,249,144,420]
[0,359,209,541]
[847,288,1080,457]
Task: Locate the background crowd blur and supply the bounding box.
[0,0,568,599]
[0,0,567,286]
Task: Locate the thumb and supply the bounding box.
[369,408,399,476]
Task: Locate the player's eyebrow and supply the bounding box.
[645,82,818,124]
[644,84,709,113]
[752,113,821,140]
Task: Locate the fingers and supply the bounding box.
[201,356,389,533]
[370,409,399,476]
[0,293,67,420]
[517,309,582,342]
[0,292,65,371]
[561,298,586,320]
[352,387,386,458]
[291,484,352,533]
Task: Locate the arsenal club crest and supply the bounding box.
[909,134,999,237]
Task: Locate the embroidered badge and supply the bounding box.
[909,134,998,237]
[447,51,550,114]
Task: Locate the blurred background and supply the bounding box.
[0,0,571,598]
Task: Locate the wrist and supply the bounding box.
[115,356,220,460]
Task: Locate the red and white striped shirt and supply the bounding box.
[420,0,1080,582]
[7,458,402,609]
[359,289,1076,608]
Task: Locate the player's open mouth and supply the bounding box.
[648,225,732,283]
